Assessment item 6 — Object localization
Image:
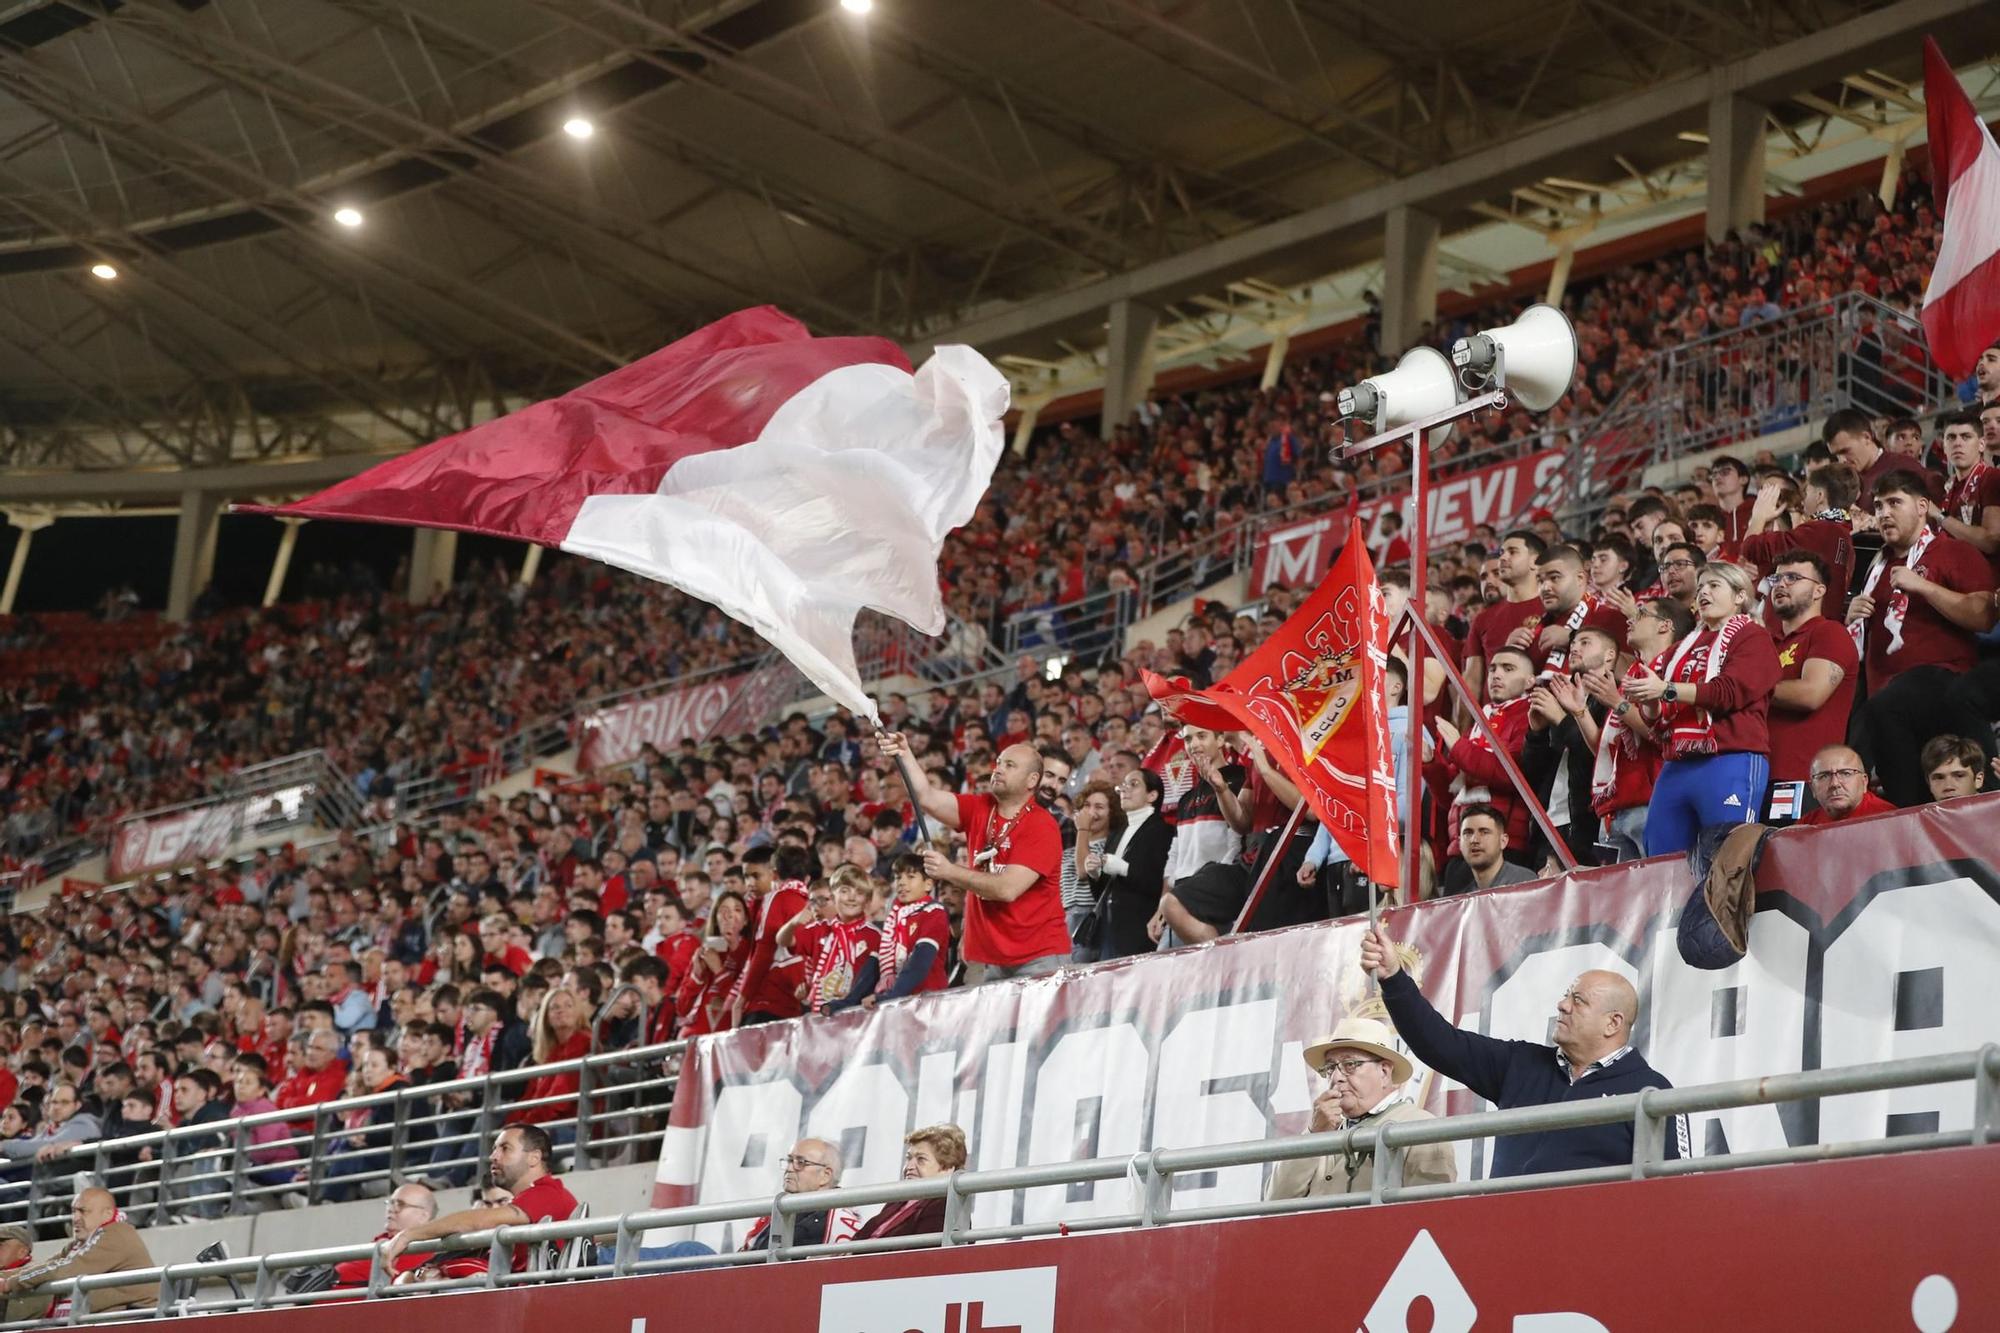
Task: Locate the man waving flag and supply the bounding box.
[1920,36,2000,377]
[244,307,1008,721]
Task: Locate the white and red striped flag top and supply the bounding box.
[242,307,1008,722]
[1921,36,2000,378]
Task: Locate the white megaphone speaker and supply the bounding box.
[1449,302,1577,412]
[1335,346,1464,448]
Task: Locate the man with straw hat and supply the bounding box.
[1266,1017,1456,1200]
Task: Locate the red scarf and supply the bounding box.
[1450,695,1532,804]
[806,920,879,1015]
[1850,525,1936,660]
[1658,615,1753,758]
[1542,594,1602,673]
[1592,660,1661,813]
[1947,462,1990,525]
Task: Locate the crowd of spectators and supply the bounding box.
[0,172,1984,1281]
[0,178,1952,873]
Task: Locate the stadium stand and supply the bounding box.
[0,8,1997,1324]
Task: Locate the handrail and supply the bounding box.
[11,1044,1995,1322]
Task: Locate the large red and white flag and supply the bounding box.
[1921,36,2000,378]
[244,308,1007,720]
[1142,538,1400,885]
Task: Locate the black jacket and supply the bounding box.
[1521,701,1606,866]
[1092,813,1173,959]
[1381,971,1686,1177]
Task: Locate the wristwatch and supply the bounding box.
[1663,684,1679,704]
[1614,701,1632,717]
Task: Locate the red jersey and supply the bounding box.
[1856,532,1989,689]
[504,1173,579,1271]
[805,919,881,1013]
[1857,451,1942,509]
[1533,595,1628,671]
[653,930,701,997]
[1768,617,1859,783]
[1944,465,2000,578]
[954,792,1070,967]
[1466,596,1543,667]
[878,898,951,997]
[730,879,809,1020]
[1799,792,1897,825]
[1655,620,1781,759]
[1740,520,1855,618]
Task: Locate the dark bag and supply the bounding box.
[1070,885,1107,951]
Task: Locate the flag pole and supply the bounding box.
[1400,428,1430,909]
[878,729,934,846]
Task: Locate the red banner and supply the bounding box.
[576,672,754,771]
[108,803,239,879]
[1249,447,1568,594]
[141,1147,2000,1331]
[653,795,2000,1252]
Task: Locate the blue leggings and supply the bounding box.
[1644,752,1770,859]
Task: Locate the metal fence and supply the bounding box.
[9,1044,1993,1323]
[0,1038,687,1241]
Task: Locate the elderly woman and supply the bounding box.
[854,1124,968,1240]
[1622,560,1780,856]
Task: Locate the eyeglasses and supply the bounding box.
[781,1154,831,1173]
[1659,559,1698,571]
[1320,1057,1382,1081]
[1768,573,1821,587]
[1810,768,1865,785]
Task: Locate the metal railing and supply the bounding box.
[101,751,365,880]
[10,1044,1993,1323]
[0,1038,688,1239]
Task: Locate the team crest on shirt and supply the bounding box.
[1273,643,1364,762]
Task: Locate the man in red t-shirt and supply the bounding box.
[728,845,811,1026]
[1462,530,1546,708]
[881,733,1070,983]
[1766,550,1858,786]
[1799,746,1897,826]
[1739,466,1856,619]
[1845,470,1998,806]
[379,1124,579,1275]
[1936,409,2000,578]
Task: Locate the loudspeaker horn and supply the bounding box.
[1449,302,1577,413]
[1335,346,1464,448]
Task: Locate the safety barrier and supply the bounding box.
[0,1039,687,1238]
[9,1044,1995,1322]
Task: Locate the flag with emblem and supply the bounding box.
[1143,537,1400,885]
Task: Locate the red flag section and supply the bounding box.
[1143,539,1400,885]
[240,306,909,546]
[1920,36,2000,378]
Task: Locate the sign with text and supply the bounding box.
[653,796,2000,1253]
[576,672,753,771]
[109,803,239,879]
[1249,448,1569,594]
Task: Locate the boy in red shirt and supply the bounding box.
[850,854,951,1010]
[791,868,879,1016]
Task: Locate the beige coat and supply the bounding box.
[1266,1099,1456,1200]
[11,1221,159,1314]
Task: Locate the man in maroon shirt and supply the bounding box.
[1709,456,1755,543]
[1937,409,2000,576]
[1530,545,1626,670]
[1767,550,1858,788]
[728,845,810,1026]
[1799,746,1897,825]
[1846,471,1997,806]
[1462,529,1547,709]
[1740,465,1857,618]
[1824,408,1941,510]
[881,733,1071,983]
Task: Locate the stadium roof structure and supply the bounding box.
[0,0,1996,491]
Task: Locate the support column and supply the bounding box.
[262,518,305,609]
[1260,319,1304,391]
[1010,392,1050,457]
[406,528,439,604]
[1100,299,1157,440]
[518,544,543,586]
[1,511,54,616]
[1544,241,1577,307]
[167,488,221,622]
[1380,205,1440,356]
[431,530,457,597]
[1705,90,1766,244]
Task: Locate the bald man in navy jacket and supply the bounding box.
[1359,925,1688,1177]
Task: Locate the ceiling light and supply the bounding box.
[563,116,595,140]
[840,0,873,13]
[89,262,118,281]
[333,207,364,228]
